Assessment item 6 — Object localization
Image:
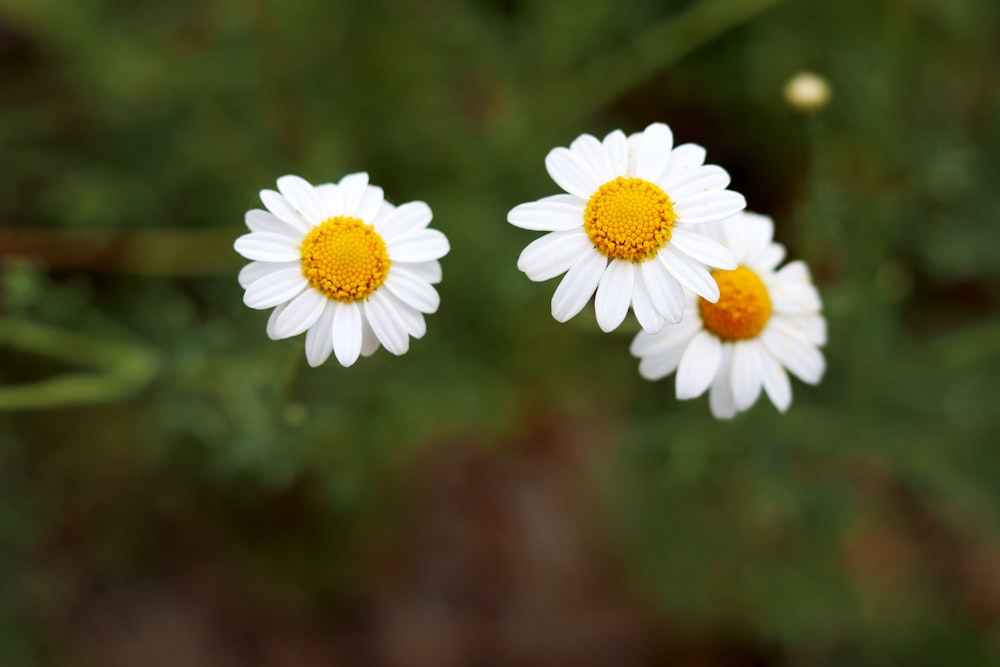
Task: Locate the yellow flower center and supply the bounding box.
[699,266,772,341]
[299,216,390,303]
[584,176,677,262]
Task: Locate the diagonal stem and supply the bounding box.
[535,0,786,127]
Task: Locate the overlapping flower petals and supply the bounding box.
[508,122,745,333]
[234,173,448,367]
[630,212,826,418]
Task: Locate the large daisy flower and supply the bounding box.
[507,122,746,333]
[629,212,826,418]
[234,173,449,367]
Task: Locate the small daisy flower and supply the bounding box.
[629,212,826,419]
[507,122,746,333]
[235,173,449,367]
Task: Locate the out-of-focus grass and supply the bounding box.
[1,0,999,664]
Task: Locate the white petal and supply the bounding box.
[708,344,738,419]
[717,215,746,261]
[338,172,369,217]
[674,190,747,224]
[304,301,336,367]
[355,185,385,222]
[594,260,635,333]
[359,308,381,356]
[517,230,592,282]
[277,175,327,224]
[244,210,302,239]
[550,249,607,323]
[544,146,602,199]
[731,340,764,411]
[773,259,812,285]
[388,229,450,263]
[375,201,433,242]
[694,220,728,248]
[602,129,629,175]
[331,301,363,367]
[675,330,722,400]
[234,232,301,262]
[629,316,702,357]
[243,268,308,309]
[395,260,442,285]
[364,290,410,355]
[260,189,311,233]
[728,213,774,265]
[768,260,821,313]
[384,292,426,338]
[780,313,827,346]
[631,271,665,334]
[272,288,327,339]
[770,281,822,315]
[371,200,396,226]
[570,133,614,183]
[758,344,792,412]
[635,123,674,182]
[660,143,706,188]
[637,341,685,380]
[760,321,825,384]
[626,132,642,174]
[384,267,440,313]
[665,165,731,200]
[659,245,720,302]
[314,184,343,218]
[266,302,288,340]
[639,256,686,323]
[238,260,298,289]
[507,194,585,232]
[670,227,737,269]
[749,243,786,274]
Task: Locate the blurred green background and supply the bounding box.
[2,0,999,664]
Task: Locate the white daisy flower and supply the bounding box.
[629,212,826,419]
[234,173,449,367]
[507,122,746,333]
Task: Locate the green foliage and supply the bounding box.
[2,0,999,663]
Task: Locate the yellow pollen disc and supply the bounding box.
[584,176,677,262]
[299,216,390,303]
[699,266,772,341]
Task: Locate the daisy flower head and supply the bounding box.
[235,174,449,367]
[629,211,826,419]
[507,122,747,333]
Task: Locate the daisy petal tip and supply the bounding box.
[716,249,739,270]
[276,174,311,189]
[700,285,721,303]
[550,308,572,324]
[639,319,666,335]
[333,352,358,368]
[675,385,698,401]
[596,316,618,334]
[507,203,532,227]
[638,368,663,382]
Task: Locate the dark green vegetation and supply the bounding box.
[2,0,999,664]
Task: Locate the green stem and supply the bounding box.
[0,317,158,411]
[535,0,787,128]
